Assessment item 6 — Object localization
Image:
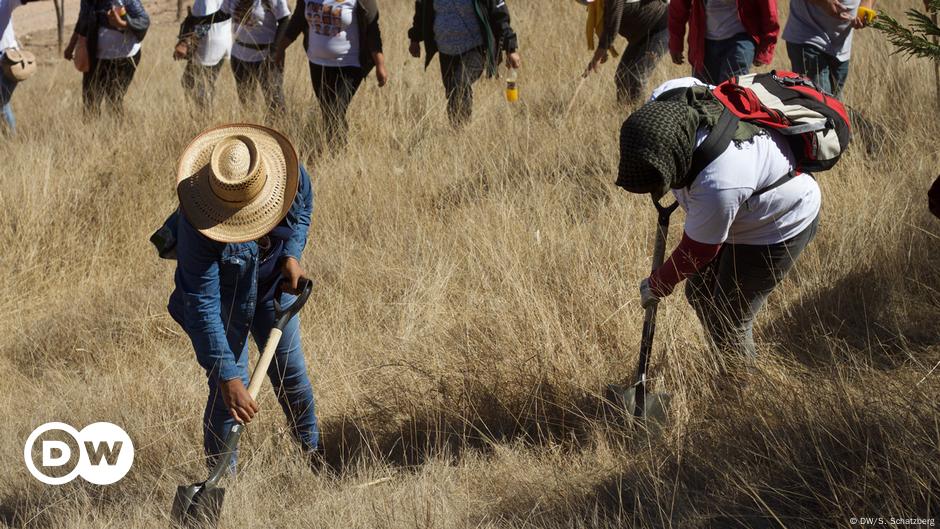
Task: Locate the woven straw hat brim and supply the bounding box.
[176,124,299,243]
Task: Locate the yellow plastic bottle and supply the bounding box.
[505,67,519,103]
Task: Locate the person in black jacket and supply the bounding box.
[407,0,521,126]
[65,0,149,118]
[583,0,669,104]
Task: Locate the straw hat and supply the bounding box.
[176,124,299,243]
[2,48,37,82]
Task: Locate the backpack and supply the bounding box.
[151,209,180,260]
[679,71,853,197]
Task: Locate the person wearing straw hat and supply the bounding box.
[167,124,322,469]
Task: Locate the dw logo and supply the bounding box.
[23,422,134,485]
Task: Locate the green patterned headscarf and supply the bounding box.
[617,101,701,196]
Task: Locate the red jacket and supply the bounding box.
[668,0,779,73]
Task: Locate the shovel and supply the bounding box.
[608,197,679,425]
[171,278,314,528]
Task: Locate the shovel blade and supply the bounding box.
[605,384,671,425]
[171,484,225,529]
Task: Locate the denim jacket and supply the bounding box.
[168,165,313,381]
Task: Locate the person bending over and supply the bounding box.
[168,124,322,469]
[617,78,821,361]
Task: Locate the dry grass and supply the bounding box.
[1,1,938,527]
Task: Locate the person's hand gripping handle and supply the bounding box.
[245,279,314,400]
[640,198,680,310]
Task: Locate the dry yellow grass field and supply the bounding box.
[1,0,939,527]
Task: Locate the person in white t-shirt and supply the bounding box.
[668,0,779,85]
[276,0,387,147]
[66,0,150,118]
[174,0,233,110]
[222,0,290,117]
[617,78,821,360]
[0,0,41,134]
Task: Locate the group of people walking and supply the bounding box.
[583,0,875,102]
[2,0,933,476]
[1,0,876,139]
[171,0,521,142]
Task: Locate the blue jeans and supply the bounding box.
[203,292,319,468]
[695,32,755,85]
[786,41,850,97]
[0,73,17,135]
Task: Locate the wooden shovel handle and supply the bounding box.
[245,279,313,401]
[247,327,282,400]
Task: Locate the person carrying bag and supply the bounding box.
[65,0,150,118]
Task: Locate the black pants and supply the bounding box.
[182,60,224,111]
[685,215,820,361]
[615,27,669,103]
[309,62,363,147]
[82,51,140,118]
[438,46,485,126]
[231,56,286,117]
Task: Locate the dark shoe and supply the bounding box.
[304,444,329,475]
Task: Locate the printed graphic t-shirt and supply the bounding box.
[783,0,861,61]
[704,0,744,41]
[0,0,22,58]
[223,0,291,62]
[192,0,232,66]
[305,0,360,67]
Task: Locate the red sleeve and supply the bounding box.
[745,0,779,65]
[668,0,692,57]
[929,174,940,219]
[648,231,723,298]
